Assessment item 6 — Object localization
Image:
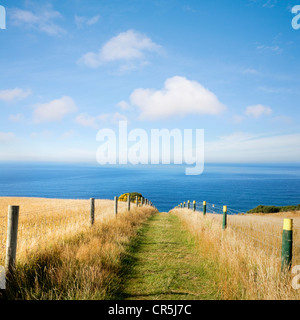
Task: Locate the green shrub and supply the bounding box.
[247,204,300,214]
[263,206,280,213]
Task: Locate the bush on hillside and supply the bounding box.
[247,204,300,214]
[119,192,143,203]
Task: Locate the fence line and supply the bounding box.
[174,200,300,271]
[0,196,156,274]
[0,202,91,219]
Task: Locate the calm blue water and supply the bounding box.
[0,162,300,213]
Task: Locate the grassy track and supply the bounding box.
[117,212,220,300]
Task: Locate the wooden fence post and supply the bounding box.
[193,201,196,212]
[127,195,131,211]
[222,206,227,230]
[90,198,95,226]
[136,196,139,207]
[114,196,118,216]
[187,200,190,209]
[281,219,293,272]
[203,201,207,216]
[5,206,19,273]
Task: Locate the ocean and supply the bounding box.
[0,162,300,213]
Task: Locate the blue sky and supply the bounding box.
[0,0,300,163]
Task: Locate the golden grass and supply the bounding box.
[0,197,126,265]
[172,208,300,300]
[0,197,157,300]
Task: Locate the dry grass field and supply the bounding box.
[0,197,127,264]
[172,208,300,300]
[0,197,157,300]
[1,196,299,300]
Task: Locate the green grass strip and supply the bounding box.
[116,212,220,300]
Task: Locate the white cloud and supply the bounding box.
[101,30,160,61]
[245,104,272,118]
[256,44,283,54]
[78,30,161,68]
[31,130,54,139]
[241,68,260,75]
[117,101,131,110]
[9,113,24,123]
[61,130,77,140]
[112,112,127,123]
[33,96,78,123]
[75,112,127,129]
[75,15,100,28]
[75,113,105,129]
[0,88,31,102]
[206,132,300,163]
[129,76,226,120]
[272,115,293,125]
[258,86,294,94]
[10,5,66,36]
[87,15,100,25]
[0,132,16,143]
[232,115,245,124]
[262,0,278,8]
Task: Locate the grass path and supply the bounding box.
[117,212,220,300]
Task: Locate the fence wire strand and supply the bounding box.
[0,199,132,265]
[0,198,152,266]
[177,200,300,265]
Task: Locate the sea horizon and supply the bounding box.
[1,161,300,213]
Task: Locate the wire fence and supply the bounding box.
[177,201,300,267]
[0,197,154,268]
[0,200,87,266]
